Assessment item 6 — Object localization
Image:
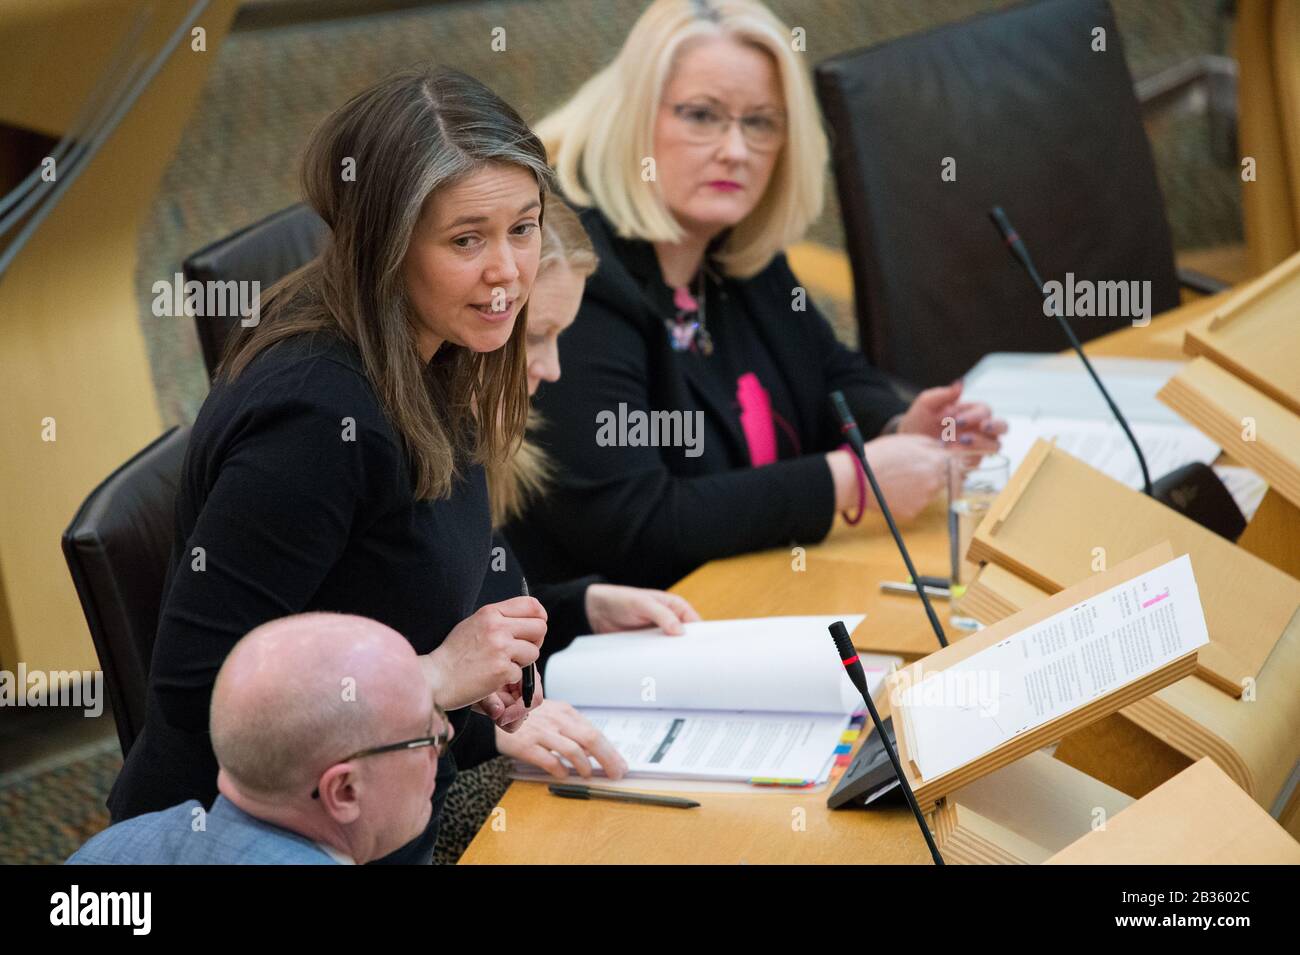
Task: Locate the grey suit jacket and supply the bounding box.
[67,795,341,865]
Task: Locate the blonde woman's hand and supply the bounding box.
[584,584,701,635]
[896,380,1007,452]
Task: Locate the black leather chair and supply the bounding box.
[814,0,1214,388]
[62,426,190,757]
[183,203,328,379]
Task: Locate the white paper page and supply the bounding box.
[996,414,1220,490]
[516,708,851,783]
[544,615,884,715]
[898,554,1209,781]
[962,353,1191,425]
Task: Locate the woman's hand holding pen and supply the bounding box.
[422,596,547,731]
[493,586,694,778]
[486,671,541,734]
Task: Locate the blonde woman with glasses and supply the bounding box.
[507,0,1005,590]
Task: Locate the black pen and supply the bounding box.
[520,575,536,708]
[548,783,700,809]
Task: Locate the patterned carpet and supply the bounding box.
[0,741,511,865]
[0,746,120,865]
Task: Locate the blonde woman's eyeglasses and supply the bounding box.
[669,101,786,153]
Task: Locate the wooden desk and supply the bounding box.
[460,293,1235,865]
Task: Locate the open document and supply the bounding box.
[961,353,1221,489]
[896,555,1209,782]
[526,616,900,785]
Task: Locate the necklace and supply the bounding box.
[666,266,714,357]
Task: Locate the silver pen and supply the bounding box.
[880,580,952,600]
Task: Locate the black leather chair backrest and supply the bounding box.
[62,426,190,757]
[183,203,328,379]
[815,0,1180,387]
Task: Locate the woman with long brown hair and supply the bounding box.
[109,65,553,864]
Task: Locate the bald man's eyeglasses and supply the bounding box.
[311,701,450,799]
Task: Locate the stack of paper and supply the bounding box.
[528,616,900,785]
[961,352,1221,489]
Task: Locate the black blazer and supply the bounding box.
[507,207,908,590]
[109,332,491,828]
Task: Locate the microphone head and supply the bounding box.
[828,620,856,661]
[987,204,1041,290]
[829,390,851,425]
[988,205,1015,242]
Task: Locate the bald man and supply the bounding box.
[69,613,446,865]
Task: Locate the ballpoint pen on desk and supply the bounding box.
[520,575,536,708]
[880,580,953,600]
[548,783,700,809]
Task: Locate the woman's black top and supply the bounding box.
[478,533,600,669]
[506,207,909,591]
[109,331,492,828]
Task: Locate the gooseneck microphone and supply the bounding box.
[830,391,948,650]
[987,206,1153,496]
[829,620,944,865]
[825,392,950,813]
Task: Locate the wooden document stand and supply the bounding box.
[1047,757,1300,864]
[889,544,1198,815]
[1159,249,1300,581]
[1182,249,1300,418]
[931,752,1134,865]
[968,441,1300,699]
[963,487,1300,836]
[966,561,1300,835]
